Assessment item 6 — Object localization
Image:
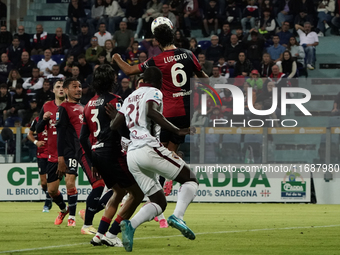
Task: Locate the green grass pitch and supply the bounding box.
[0,202,339,255]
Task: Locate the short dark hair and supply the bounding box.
[154,24,174,48]
[78,53,86,60]
[0,83,7,89]
[143,66,162,88]
[92,64,116,94]
[63,77,80,88]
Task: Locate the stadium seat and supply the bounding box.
[221,134,242,163]
[31,54,43,64]
[329,116,340,127]
[51,54,65,64]
[197,40,211,51]
[138,43,147,53]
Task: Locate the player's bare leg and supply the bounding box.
[48,180,68,225]
[65,173,77,226]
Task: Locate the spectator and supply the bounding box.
[205,35,224,64]
[0,25,12,54]
[234,52,253,76]
[276,21,293,47]
[103,39,117,63]
[168,0,184,29]
[35,79,55,109]
[66,0,87,36]
[189,37,202,57]
[295,22,319,70]
[14,26,31,53]
[183,0,200,37]
[287,36,305,68]
[242,81,256,113]
[16,51,36,79]
[77,54,93,77]
[236,27,245,42]
[260,0,274,14]
[126,41,141,65]
[217,56,229,79]
[317,0,335,37]
[112,21,134,54]
[140,38,162,57]
[191,106,207,127]
[280,50,297,78]
[0,0,6,26]
[6,36,25,66]
[159,4,177,28]
[7,84,29,122]
[138,52,147,63]
[331,0,340,35]
[209,66,227,86]
[294,0,315,26]
[276,0,295,27]
[102,0,125,34]
[142,0,162,38]
[67,36,83,59]
[94,23,112,47]
[259,52,274,77]
[331,92,340,115]
[223,0,242,25]
[23,67,44,91]
[71,65,85,84]
[80,82,95,105]
[208,106,223,127]
[198,53,213,76]
[85,36,104,64]
[266,35,285,63]
[242,29,265,70]
[21,98,39,127]
[259,8,276,40]
[0,53,13,83]
[224,34,243,67]
[0,83,11,126]
[173,29,190,49]
[78,24,92,51]
[47,65,65,86]
[96,51,110,65]
[7,69,24,92]
[218,22,232,47]
[89,0,106,33]
[50,27,70,55]
[256,81,280,121]
[203,0,219,37]
[268,64,287,88]
[241,0,259,32]
[37,49,57,77]
[123,0,144,39]
[31,24,48,56]
[116,78,133,100]
[246,69,263,92]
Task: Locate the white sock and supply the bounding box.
[105,232,117,239]
[157,213,165,221]
[68,216,75,220]
[173,181,198,220]
[130,202,162,229]
[95,232,103,239]
[83,225,92,228]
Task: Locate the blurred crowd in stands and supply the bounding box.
[0,0,340,128]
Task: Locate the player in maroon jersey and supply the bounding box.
[112,24,208,194]
[27,115,52,213]
[36,80,69,225]
[80,64,144,246]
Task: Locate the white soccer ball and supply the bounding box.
[151,17,174,35]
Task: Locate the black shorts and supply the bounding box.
[46,161,60,183]
[92,150,136,189]
[37,158,48,175]
[160,115,191,145]
[64,157,79,177]
[79,153,100,186]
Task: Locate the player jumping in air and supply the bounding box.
[55,77,111,232]
[109,66,198,252]
[80,64,145,247]
[27,115,52,212]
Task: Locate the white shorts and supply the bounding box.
[127,145,186,196]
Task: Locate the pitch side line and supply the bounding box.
[1,224,340,254]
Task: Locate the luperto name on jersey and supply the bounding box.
[164,53,188,63]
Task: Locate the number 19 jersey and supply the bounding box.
[138,48,201,118]
[119,84,163,151]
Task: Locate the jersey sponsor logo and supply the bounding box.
[116,102,122,110]
[172,90,192,98]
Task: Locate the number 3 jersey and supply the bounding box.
[138,48,201,118]
[82,93,123,154]
[119,84,163,151]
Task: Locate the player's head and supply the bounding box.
[143,66,162,89]
[153,24,174,50]
[93,64,116,94]
[53,80,65,100]
[63,77,82,102]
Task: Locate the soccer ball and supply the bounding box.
[151,17,174,35]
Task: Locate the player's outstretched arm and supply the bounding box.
[112,53,141,76]
[147,101,191,136]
